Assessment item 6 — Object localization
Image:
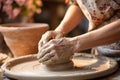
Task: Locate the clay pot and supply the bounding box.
[0,23,49,57]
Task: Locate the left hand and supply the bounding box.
[37,37,75,65]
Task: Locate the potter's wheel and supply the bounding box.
[1,53,118,80]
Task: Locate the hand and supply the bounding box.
[37,37,75,65]
[38,31,64,49]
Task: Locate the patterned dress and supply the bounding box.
[74,0,120,61]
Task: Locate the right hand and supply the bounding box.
[38,31,64,48]
[38,37,75,65]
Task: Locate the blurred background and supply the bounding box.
[0,0,66,28]
[0,0,88,34]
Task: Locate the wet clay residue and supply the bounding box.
[92,60,110,71]
[72,53,111,71]
[72,58,98,67]
[2,53,117,80]
[9,54,111,73]
[10,60,40,74]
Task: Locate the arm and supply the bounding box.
[55,3,84,36]
[37,19,120,65]
[38,3,84,49]
[72,19,120,52]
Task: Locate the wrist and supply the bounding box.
[54,30,66,37]
[70,37,82,52]
[55,21,69,36]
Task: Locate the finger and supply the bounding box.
[42,56,57,65]
[38,33,46,47]
[37,44,55,59]
[43,31,54,44]
[38,52,54,63]
[38,41,43,50]
[38,31,52,48]
[55,32,63,39]
[42,50,58,65]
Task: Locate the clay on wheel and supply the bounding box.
[44,61,73,71]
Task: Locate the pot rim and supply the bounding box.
[0,23,49,32]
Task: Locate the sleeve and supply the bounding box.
[110,0,120,10]
[113,0,120,5]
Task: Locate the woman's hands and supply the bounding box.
[37,37,75,65]
[38,30,64,49]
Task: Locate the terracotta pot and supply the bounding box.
[0,23,49,57]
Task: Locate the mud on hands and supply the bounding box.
[37,37,75,66]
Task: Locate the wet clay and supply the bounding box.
[44,62,73,71]
[1,53,118,80]
[10,60,40,75]
[72,59,97,67]
[72,53,111,71]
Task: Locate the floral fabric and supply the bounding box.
[75,0,120,31]
[73,0,120,61]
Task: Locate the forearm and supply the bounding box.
[72,19,120,52]
[55,3,84,35]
